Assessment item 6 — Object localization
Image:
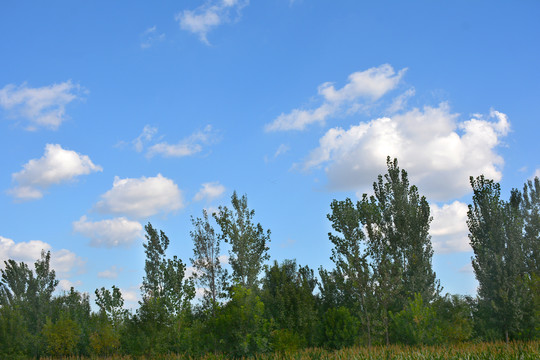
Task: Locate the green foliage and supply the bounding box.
[432,294,473,343]
[214,191,271,290]
[322,306,359,349]
[261,260,319,347]
[89,317,120,356]
[214,285,270,356]
[190,209,229,316]
[468,176,530,341]
[0,304,30,359]
[390,293,439,345]
[42,316,81,357]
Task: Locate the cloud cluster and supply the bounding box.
[0,236,85,279]
[194,181,226,202]
[430,201,471,253]
[304,104,509,201]
[265,65,406,132]
[0,81,82,130]
[176,0,249,44]
[95,174,184,218]
[9,144,102,200]
[73,216,143,248]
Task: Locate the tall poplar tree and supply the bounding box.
[327,198,373,346]
[467,176,526,342]
[190,209,228,316]
[214,191,270,290]
[360,157,438,344]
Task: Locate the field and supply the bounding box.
[40,341,540,360]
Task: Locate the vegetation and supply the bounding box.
[1,157,538,359]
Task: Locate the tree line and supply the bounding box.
[1,157,538,358]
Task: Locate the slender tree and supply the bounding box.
[467,175,526,342]
[359,157,439,344]
[214,191,270,290]
[327,198,373,346]
[190,209,228,316]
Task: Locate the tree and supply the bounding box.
[214,285,270,356]
[327,198,373,346]
[0,250,58,357]
[214,191,270,290]
[95,285,126,329]
[138,223,195,354]
[467,175,526,342]
[190,209,228,316]
[261,260,318,347]
[330,157,439,345]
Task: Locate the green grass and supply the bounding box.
[41,340,540,360]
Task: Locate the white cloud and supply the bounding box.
[9,144,102,200]
[140,26,165,49]
[133,125,158,152]
[0,236,51,265]
[386,88,415,114]
[97,265,121,279]
[58,279,83,291]
[95,174,184,218]
[533,169,540,179]
[73,216,143,248]
[430,201,471,253]
[0,236,85,278]
[265,64,406,132]
[176,0,249,44]
[194,181,226,202]
[304,104,509,201]
[146,125,218,158]
[0,81,82,130]
[274,144,290,158]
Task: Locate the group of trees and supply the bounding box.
[1,158,538,358]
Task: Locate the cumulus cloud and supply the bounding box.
[534,169,540,179]
[430,201,471,253]
[146,125,218,158]
[176,0,249,44]
[140,26,165,49]
[98,265,121,279]
[0,81,83,130]
[0,236,85,278]
[304,104,509,201]
[95,174,184,218]
[73,216,143,248]
[9,144,102,200]
[265,64,406,132]
[194,181,226,202]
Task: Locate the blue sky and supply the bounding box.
[1,0,539,307]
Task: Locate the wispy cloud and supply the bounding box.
[98,265,122,279]
[0,81,83,130]
[265,64,406,132]
[140,26,165,49]
[175,0,249,45]
[193,181,226,202]
[9,144,102,201]
[147,125,219,158]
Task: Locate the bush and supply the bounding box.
[322,306,359,349]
